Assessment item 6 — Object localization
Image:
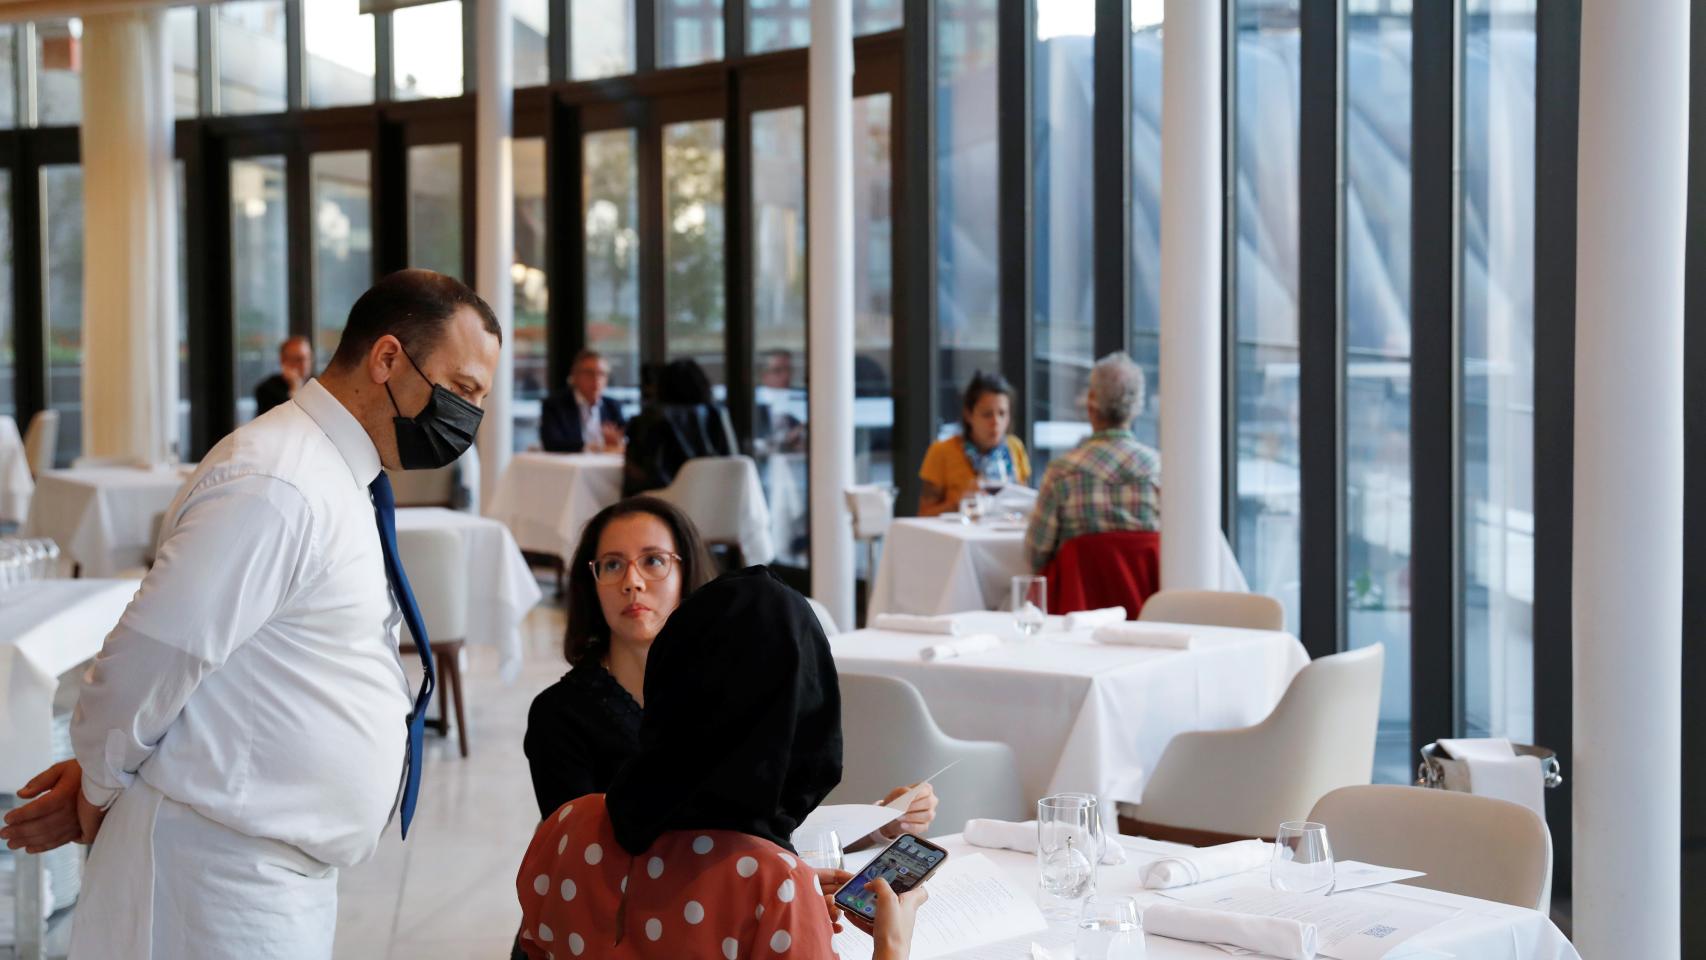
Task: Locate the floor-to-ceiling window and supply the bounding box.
[304,0,376,108]
[407,144,463,280]
[1128,1,1164,450]
[41,165,83,466]
[230,155,289,425]
[513,136,549,450]
[217,2,288,115]
[661,118,727,390]
[392,1,463,101]
[583,128,642,402]
[309,150,373,361]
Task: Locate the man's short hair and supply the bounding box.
[328,269,501,372]
[572,348,608,372]
[1087,352,1146,425]
[278,335,311,358]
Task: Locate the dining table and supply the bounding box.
[23,465,191,577]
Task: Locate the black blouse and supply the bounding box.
[524,661,644,820]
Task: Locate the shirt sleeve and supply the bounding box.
[524,694,606,820]
[70,473,316,807]
[918,439,949,487]
[1025,463,1066,573]
[751,862,838,959]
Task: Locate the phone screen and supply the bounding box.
[832,834,948,921]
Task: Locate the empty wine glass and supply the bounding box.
[1012,576,1047,637]
[793,827,844,871]
[959,493,989,525]
[1038,794,1097,919]
[1075,895,1146,960]
[1270,821,1334,894]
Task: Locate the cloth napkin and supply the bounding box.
[919,633,1003,661]
[873,613,964,636]
[1438,737,1546,818]
[1141,902,1318,960]
[1065,606,1128,631]
[1140,840,1272,889]
[1091,622,1195,649]
[963,818,1126,865]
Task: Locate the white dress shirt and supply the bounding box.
[576,390,604,451]
[71,378,411,869]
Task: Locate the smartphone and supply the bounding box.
[832,833,949,924]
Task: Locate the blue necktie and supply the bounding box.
[370,472,435,838]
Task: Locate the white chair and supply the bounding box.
[845,484,896,582]
[23,409,58,478]
[826,673,1025,833]
[806,596,840,637]
[1123,644,1383,843]
[1309,784,1553,912]
[396,526,471,757]
[652,456,775,566]
[386,466,456,508]
[1139,589,1286,631]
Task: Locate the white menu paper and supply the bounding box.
[830,854,1047,960]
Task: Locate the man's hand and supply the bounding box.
[878,782,939,839]
[0,760,103,853]
[600,422,626,451]
[815,867,853,933]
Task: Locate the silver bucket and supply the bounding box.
[1417,741,1563,792]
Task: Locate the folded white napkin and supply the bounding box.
[873,613,964,636]
[1065,606,1128,631]
[1091,622,1195,649]
[919,633,1003,661]
[1140,840,1272,889]
[963,818,1126,865]
[1141,902,1317,960]
[1438,737,1546,818]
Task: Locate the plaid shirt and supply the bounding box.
[1025,429,1162,572]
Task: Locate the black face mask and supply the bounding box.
[385,346,483,470]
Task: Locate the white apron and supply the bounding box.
[68,780,338,960]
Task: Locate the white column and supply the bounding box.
[1571,1,1687,954]
[1157,0,1222,589]
[473,0,514,513]
[808,0,856,630]
[80,10,178,466]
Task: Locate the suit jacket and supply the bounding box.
[254,374,292,418]
[621,402,737,496]
[539,391,627,453]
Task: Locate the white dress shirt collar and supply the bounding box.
[294,378,382,488]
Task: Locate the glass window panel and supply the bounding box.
[168,7,198,118]
[393,1,464,100]
[853,93,895,581]
[514,0,550,87]
[310,151,372,361]
[1231,0,1301,632]
[42,164,84,467]
[935,0,999,446]
[1344,6,1413,784]
[749,0,811,54]
[855,0,903,35]
[751,107,807,566]
[571,0,634,79]
[1127,0,1163,450]
[0,172,11,418]
[176,163,190,459]
[407,144,463,279]
[0,27,15,129]
[1030,0,1095,474]
[304,0,376,108]
[583,129,641,408]
[662,119,726,389]
[1461,0,1537,746]
[36,19,82,127]
[217,1,287,115]
[231,156,289,426]
[513,137,549,450]
[658,0,722,68]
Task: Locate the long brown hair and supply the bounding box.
[564,496,716,666]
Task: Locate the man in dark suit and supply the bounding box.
[253,336,314,418]
[540,349,628,453]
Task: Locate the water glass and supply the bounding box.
[959,493,989,524]
[1037,794,1097,919]
[793,827,844,871]
[1270,821,1334,894]
[1075,895,1146,960]
[1012,576,1048,637]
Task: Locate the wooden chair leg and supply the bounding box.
[450,649,469,758]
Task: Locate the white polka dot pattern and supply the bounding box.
[645,918,663,941]
[648,856,665,879]
[620,876,628,893]
[722,937,740,960]
[770,930,792,953]
[777,879,796,903]
[533,874,549,896]
[755,904,764,920]
[777,853,797,869]
[694,835,715,854]
[584,843,603,865]
[568,932,585,956]
[560,878,576,901]
[558,803,573,821]
[538,922,554,943]
[557,835,567,856]
[683,900,705,924]
[736,856,759,878]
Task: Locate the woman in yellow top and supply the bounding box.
[918,371,1032,516]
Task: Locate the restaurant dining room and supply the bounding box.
[0,0,1696,958]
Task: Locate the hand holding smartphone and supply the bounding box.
[832,833,948,931]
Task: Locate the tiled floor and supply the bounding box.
[332,591,568,960]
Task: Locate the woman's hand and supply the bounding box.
[878,782,938,839]
[816,868,853,933]
[866,876,929,960]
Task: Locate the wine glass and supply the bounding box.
[1075,895,1146,960]
[1012,576,1047,637]
[793,827,844,871]
[959,493,988,525]
[1270,821,1334,894]
[1037,794,1097,919]
[979,456,1011,498]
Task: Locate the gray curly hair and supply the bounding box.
[1087,352,1145,426]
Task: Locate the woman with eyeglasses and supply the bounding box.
[523,497,938,833]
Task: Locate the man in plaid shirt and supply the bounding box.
[1026,352,1162,571]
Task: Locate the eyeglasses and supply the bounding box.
[590,551,682,585]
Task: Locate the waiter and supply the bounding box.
[0,269,501,958]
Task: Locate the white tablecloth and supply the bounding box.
[23,466,190,577]
[924,833,1580,960]
[395,508,543,684]
[831,612,1308,806]
[0,417,32,524]
[0,579,138,794]
[867,518,1251,618]
[486,452,625,560]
